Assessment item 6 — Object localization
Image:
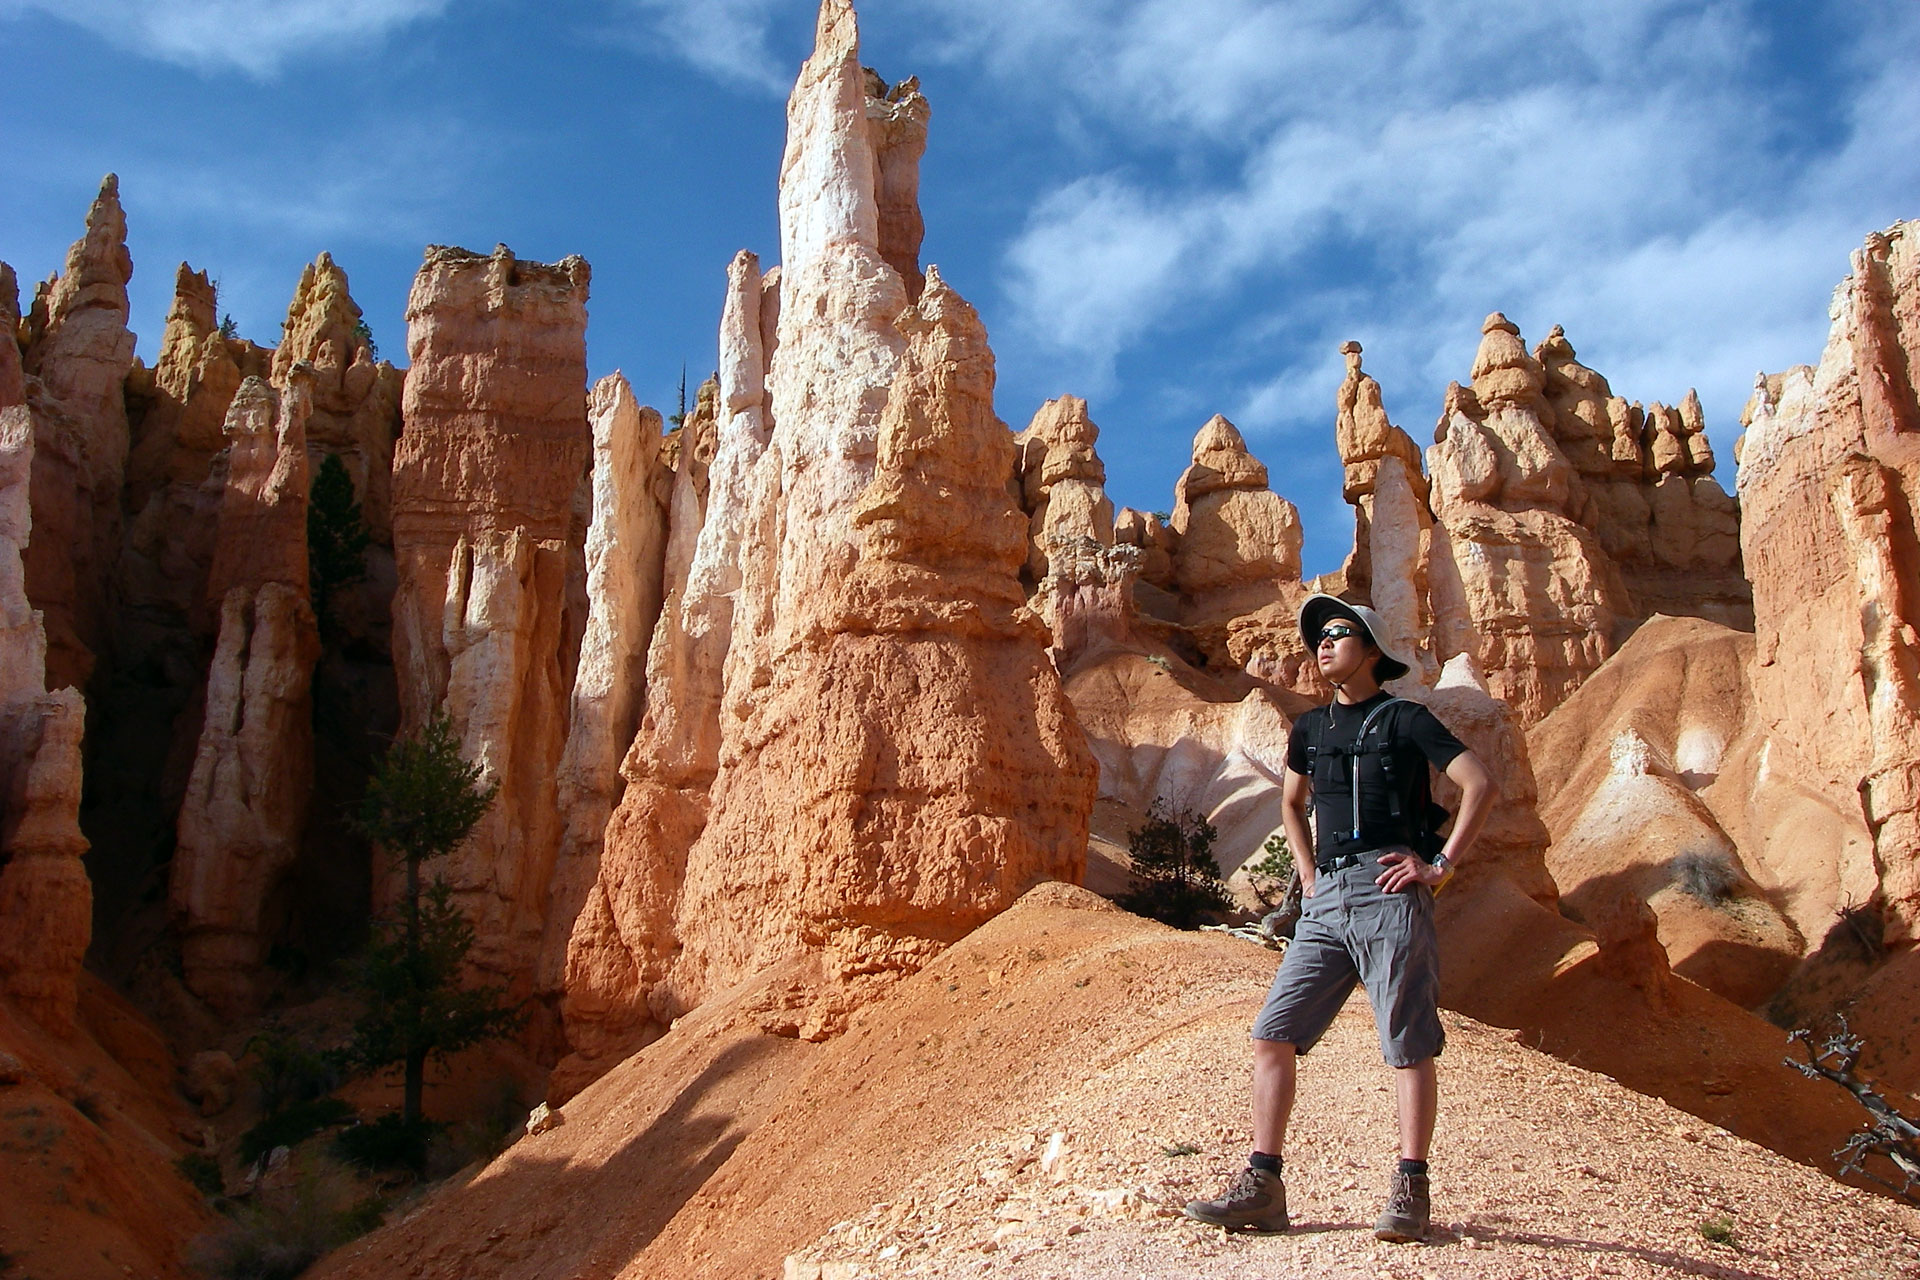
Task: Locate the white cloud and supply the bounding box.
[614,0,792,93]
[0,0,451,76]
[957,0,1920,457]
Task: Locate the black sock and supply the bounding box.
[1398,1158,1428,1176]
[1249,1151,1283,1174]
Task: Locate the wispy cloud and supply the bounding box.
[612,0,792,93]
[0,0,452,77]
[927,0,1920,446]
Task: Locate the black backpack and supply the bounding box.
[1303,698,1450,861]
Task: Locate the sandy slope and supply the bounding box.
[310,885,1918,1280]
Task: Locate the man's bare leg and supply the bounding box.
[1395,1057,1436,1160]
[1253,1038,1297,1156]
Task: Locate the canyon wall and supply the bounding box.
[1738,220,1920,945]
[167,371,320,1016]
[0,403,90,1029]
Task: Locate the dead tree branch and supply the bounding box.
[1786,1017,1920,1202]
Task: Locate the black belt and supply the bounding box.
[1315,851,1367,873]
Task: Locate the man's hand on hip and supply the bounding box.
[1375,849,1446,893]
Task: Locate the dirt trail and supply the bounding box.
[313,886,1919,1280]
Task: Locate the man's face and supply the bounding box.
[1316,620,1377,685]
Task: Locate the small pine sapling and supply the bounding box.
[349,713,520,1144]
[307,453,370,642]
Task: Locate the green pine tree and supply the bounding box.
[349,713,519,1141]
[1118,799,1233,929]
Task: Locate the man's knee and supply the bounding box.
[1253,1038,1298,1063]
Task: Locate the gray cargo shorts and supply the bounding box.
[1251,848,1444,1067]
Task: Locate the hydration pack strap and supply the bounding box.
[1317,698,1407,844]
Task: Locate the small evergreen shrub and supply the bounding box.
[244,1023,344,1114]
[239,1097,356,1165]
[1119,799,1233,929]
[192,1164,379,1280]
[335,1113,441,1173]
[1670,849,1740,904]
[177,1151,224,1197]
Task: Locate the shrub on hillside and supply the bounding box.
[1670,848,1740,904]
[192,1163,383,1280]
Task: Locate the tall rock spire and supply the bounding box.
[559,0,1094,1093]
[391,243,592,1047]
[21,175,137,690]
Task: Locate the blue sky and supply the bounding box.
[3,0,1917,575]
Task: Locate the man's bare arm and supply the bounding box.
[1375,748,1498,893]
[1282,766,1316,897]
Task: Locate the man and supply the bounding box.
[1185,593,1496,1242]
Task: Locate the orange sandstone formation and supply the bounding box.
[561,1,1093,1089]
[562,253,779,1077]
[20,174,137,690]
[865,69,930,300]
[1426,313,1633,723]
[121,263,272,646]
[391,243,591,1028]
[0,263,22,408]
[540,372,668,1000]
[1014,395,1114,583]
[1536,327,1747,629]
[0,407,91,1029]
[1334,341,1434,683]
[1737,220,1920,945]
[1166,414,1308,681]
[273,252,403,645]
[169,371,321,1016]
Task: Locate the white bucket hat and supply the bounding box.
[1297,593,1413,682]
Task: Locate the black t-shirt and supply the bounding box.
[1285,692,1467,862]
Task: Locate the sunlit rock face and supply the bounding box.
[391,243,592,1030]
[1423,312,1749,724]
[1425,313,1634,725]
[1534,326,1747,633]
[539,372,668,1003]
[1014,395,1114,584]
[1333,341,1435,684]
[20,175,137,691]
[169,372,321,1017]
[1737,220,1920,945]
[272,252,404,649]
[559,0,1094,1094]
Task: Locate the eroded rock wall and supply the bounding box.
[1333,341,1434,683]
[168,372,320,1016]
[391,244,591,1023]
[0,396,90,1029]
[1014,395,1113,584]
[541,373,668,999]
[120,263,272,655]
[274,252,403,649]
[1426,314,1634,724]
[1737,220,1920,944]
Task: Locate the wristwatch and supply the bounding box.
[1431,853,1453,879]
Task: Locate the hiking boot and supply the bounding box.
[1373,1169,1431,1242]
[1183,1166,1289,1234]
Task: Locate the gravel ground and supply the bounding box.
[790,999,1920,1279]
